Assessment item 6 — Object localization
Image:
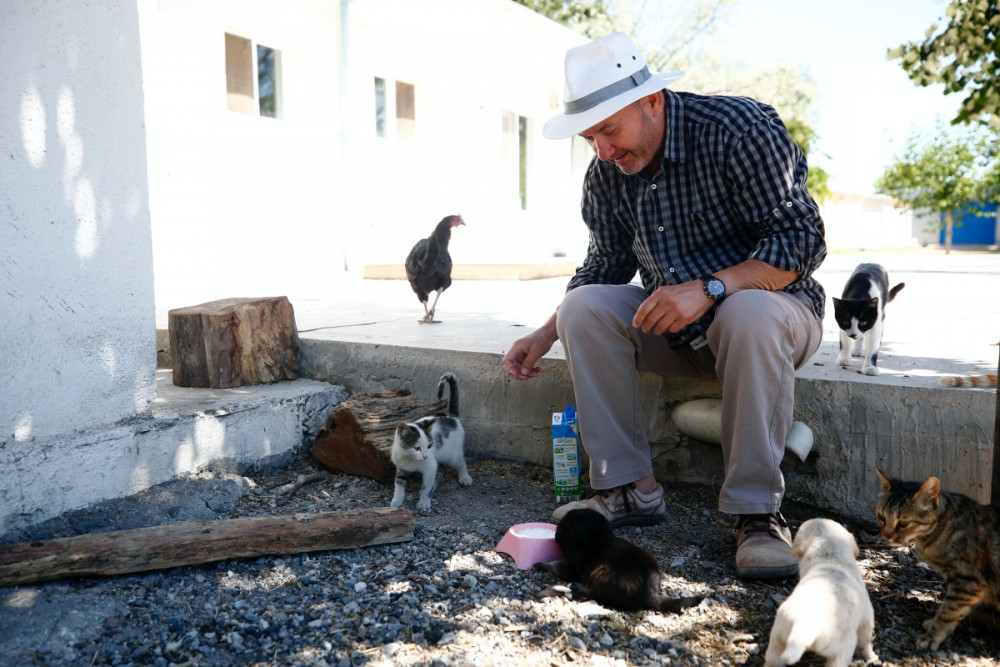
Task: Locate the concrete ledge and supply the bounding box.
[299,337,996,522]
[0,371,348,536]
[363,262,577,281]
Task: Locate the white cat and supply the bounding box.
[389,373,472,511]
[832,262,904,376]
[764,518,878,667]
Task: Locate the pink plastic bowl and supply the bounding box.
[495,522,562,569]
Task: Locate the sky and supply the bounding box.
[702,0,963,195]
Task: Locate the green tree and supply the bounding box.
[888,0,1000,127]
[875,123,998,253]
[511,0,613,37]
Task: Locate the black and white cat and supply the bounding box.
[390,373,472,510]
[832,263,904,376]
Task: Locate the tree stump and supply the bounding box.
[168,296,300,388]
[311,389,447,482]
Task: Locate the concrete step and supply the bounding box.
[299,336,997,523]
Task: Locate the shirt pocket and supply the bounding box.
[689,200,754,249]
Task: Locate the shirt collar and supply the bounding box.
[662,89,686,166]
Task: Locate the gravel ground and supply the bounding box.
[3,454,1000,667]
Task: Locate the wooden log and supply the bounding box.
[0,507,413,587]
[168,296,300,388]
[311,389,447,482]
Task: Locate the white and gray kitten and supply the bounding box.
[390,373,472,510]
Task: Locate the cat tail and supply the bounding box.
[655,594,703,614]
[939,373,998,388]
[887,282,905,303]
[437,373,460,417]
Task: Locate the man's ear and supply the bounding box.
[641,90,665,118]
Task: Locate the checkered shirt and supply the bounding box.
[567,89,827,348]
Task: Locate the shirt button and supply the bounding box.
[651,184,657,190]
[785,201,793,208]
[668,267,675,273]
[658,226,664,232]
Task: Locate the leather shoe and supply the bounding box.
[735,512,798,579]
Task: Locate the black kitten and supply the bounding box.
[534,508,704,613]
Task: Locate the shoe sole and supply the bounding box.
[735,563,798,580]
[607,513,666,528]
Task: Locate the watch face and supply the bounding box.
[706,279,725,298]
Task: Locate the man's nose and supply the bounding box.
[593,138,615,161]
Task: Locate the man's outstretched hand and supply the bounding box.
[503,324,557,381]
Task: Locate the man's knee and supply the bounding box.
[713,290,787,336]
[556,284,621,337]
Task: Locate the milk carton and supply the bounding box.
[551,405,582,503]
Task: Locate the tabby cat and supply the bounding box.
[875,468,1000,650]
[939,373,998,388]
[389,373,472,511]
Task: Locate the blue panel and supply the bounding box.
[940,202,997,244]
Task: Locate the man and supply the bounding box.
[502,33,826,579]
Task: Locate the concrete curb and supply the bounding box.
[299,337,996,522]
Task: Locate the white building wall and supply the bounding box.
[343,0,587,269]
[141,0,345,310]
[143,0,587,312]
[820,192,916,251]
[0,0,156,444]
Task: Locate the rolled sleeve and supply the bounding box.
[732,119,827,282]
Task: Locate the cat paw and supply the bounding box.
[835,356,849,368]
[389,496,403,508]
[915,635,942,651]
[416,498,432,511]
[860,366,880,376]
[458,475,473,487]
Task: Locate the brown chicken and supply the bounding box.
[404,214,465,323]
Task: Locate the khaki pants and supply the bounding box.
[555,284,822,516]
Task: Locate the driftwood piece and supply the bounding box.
[0,507,413,586]
[311,389,447,482]
[168,296,300,388]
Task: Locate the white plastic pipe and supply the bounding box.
[670,398,813,462]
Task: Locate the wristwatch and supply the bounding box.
[700,275,727,302]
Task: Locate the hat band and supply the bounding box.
[564,66,651,115]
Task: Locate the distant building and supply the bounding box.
[820,191,917,250]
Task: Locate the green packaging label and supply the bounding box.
[552,408,581,503]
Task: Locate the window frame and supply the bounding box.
[225,32,282,119]
[373,75,416,140]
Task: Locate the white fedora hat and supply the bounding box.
[543,32,684,140]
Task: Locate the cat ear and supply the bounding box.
[866,297,879,307]
[917,477,941,507]
[876,468,892,491]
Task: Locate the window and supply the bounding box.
[396,81,415,141]
[374,77,387,137]
[373,77,416,140]
[225,32,281,118]
[503,111,530,210]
